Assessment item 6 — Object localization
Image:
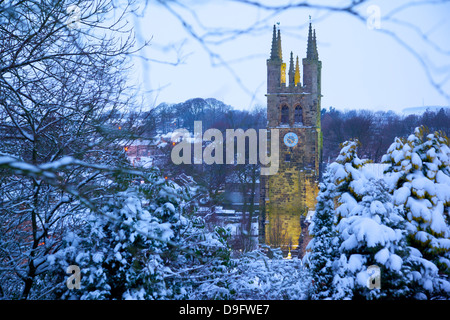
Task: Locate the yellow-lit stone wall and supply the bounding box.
[263,126,320,250]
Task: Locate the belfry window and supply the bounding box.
[294,106,303,124]
[280,105,289,124]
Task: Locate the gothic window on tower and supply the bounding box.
[280,105,289,125]
[294,106,303,125]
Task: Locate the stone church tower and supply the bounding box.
[259,22,322,254]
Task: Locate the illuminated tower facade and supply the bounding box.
[259,22,322,253]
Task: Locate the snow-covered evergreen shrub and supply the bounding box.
[383,126,450,299]
[303,170,340,299]
[308,140,413,299]
[52,168,230,300]
[186,244,313,300]
[333,178,412,299]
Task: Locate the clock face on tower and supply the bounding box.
[283,132,298,148]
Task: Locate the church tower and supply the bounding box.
[259,21,322,254]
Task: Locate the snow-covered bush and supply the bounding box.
[382,126,450,299]
[332,178,412,299]
[190,247,309,300]
[308,140,413,299]
[52,168,230,300]
[307,128,450,300]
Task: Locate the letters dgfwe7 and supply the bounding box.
[179,304,270,317]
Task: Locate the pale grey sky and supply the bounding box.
[130,0,450,113]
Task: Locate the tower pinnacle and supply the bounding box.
[289,51,295,86]
[295,56,300,86]
[270,25,279,60]
[306,21,314,59]
[277,28,282,60]
[313,29,319,60]
[306,19,319,61]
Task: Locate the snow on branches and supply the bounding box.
[307,129,450,299]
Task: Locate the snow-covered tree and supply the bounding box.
[333,178,412,299]
[303,169,340,299]
[310,140,413,299]
[0,0,143,299]
[50,168,230,300]
[382,126,450,299]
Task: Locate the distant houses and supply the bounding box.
[120,134,173,168]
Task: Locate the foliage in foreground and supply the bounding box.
[305,127,450,300]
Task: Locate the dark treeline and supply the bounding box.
[321,106,450,163]
[140,97,266,210]
[140,98,450,202]
[140,97,266,137]
[144,98,450,165]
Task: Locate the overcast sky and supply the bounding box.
[129,0,450,113]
